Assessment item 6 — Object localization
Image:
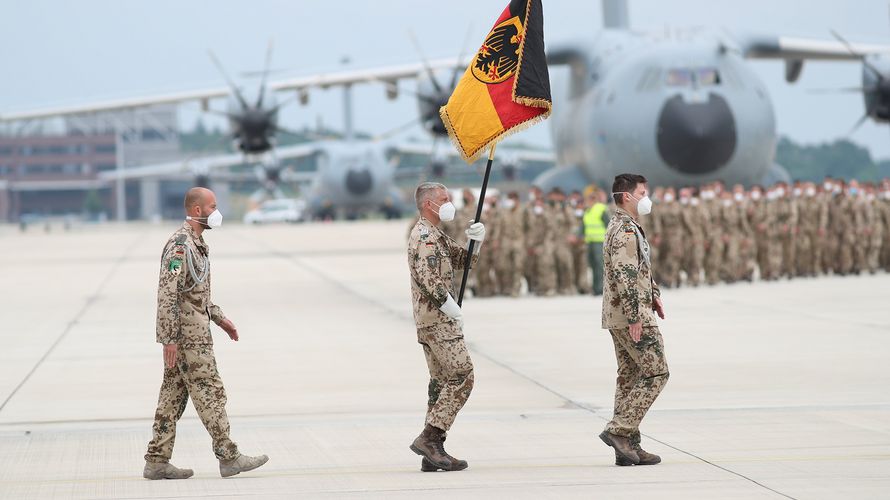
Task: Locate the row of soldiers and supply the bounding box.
[642,177,890,288]
[421,177,890,298]
[438,186,605,298]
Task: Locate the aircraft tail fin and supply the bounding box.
[602,0,629,29]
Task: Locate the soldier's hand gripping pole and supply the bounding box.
[457,143,497,306]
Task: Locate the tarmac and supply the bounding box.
[0,220,888,499]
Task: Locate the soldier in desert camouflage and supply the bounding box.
[144,187,268,480]
[599,174,669,467]
[407,182,485,472]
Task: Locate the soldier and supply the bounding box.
[680,188,706,287]
[570,190,593,294]
[864,184,883,274]
[748,186,775,280]
[583,188,610,295]
[144,187,268,480]
[527,196,557,296]
[796,183,818,277]
[549,189,578,295]
[774,183,799,279]
[474,195,500,297]
[658,187,683,288]
[407,182,485,472]
[495,192,526,297]
[600,173,668,466]
[701,184,724,285]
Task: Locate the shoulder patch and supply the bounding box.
[168,258,182,275]
[174,234,187,244]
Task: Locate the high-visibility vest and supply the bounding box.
[583,203,607,243]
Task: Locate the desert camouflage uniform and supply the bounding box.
[496,206,526,297]
[703,199,724,285]
[552,204,578,295]
[601,207,669,439]
[145,222,240,464]
[474,206,500,297]
[408,217,479,431]
[571,207,592,294]
[680,201,706,287]
[526,206,557,295]
[774,196,798,278]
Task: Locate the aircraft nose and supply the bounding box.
[656,93,737,175]
[345,169,373,195]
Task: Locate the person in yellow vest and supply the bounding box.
[583,187,611,295]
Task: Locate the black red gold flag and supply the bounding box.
[440,0,551,163]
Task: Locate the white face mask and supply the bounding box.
[663,193,675,202]
[503,198,516,209]
[806,188,816,197]
[533,205,544,215]
[734,193,744,202]
[614,192,652,215]
[690,197,700,206]
[751,191,761,200]
[431,200,456,222]
[187,209,223,229]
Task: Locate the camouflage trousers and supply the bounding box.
[572,243,591,294]
[145,345,240,463]
[496,241,525,297]
[554,243,576,295]
[418,324,475,432]
[604,326,670,438]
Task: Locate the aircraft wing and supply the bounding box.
[741,35,890,61]
[0,87,231,122]
[97,143,321,181]
[1,57,467,123]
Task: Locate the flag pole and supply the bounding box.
[457,142,497,306]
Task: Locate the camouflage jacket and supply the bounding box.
[156,222,225,345]
[602,207,661,329]
[407,217,478,331]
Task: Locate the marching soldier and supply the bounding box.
[144,187,268,480]
[599,173,669,467]
[407,182,485,472]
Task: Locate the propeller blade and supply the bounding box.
[266,94,299,116]
[449,24,475,90]
[830,30,885,81]
[256,39,275,109]
[372,117,422,141]
[847,113,870,136]
[407,29,444,95]
[208,50,251,110]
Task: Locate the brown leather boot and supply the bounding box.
[410,424,452,470]
[615,440,661,466]
[599,431,640,465]
[419,434,468,472]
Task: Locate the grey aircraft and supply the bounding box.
[535,0,890,191]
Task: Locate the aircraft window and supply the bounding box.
[665,68,721,86]
[697,68,720,85]
[666,69,693,86]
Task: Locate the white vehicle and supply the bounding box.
[243,198,305,224]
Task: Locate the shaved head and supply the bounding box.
[184,187,212,213]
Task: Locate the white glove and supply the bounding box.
[438,293,464,329]
[465,222,486,243]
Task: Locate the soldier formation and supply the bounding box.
[431,176,890,297]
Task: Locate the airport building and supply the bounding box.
[0,105,182,222]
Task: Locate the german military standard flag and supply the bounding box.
[440,0,551,163]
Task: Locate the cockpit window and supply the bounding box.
[665,67,721,87]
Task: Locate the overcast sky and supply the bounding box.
[1,0,889,158]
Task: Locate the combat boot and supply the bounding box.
[615,442,662,466]
[599,431,640,465]
[410,424,454,470]
[219,453,269,478]
[143,461,193,480]
[419,434,468,472]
